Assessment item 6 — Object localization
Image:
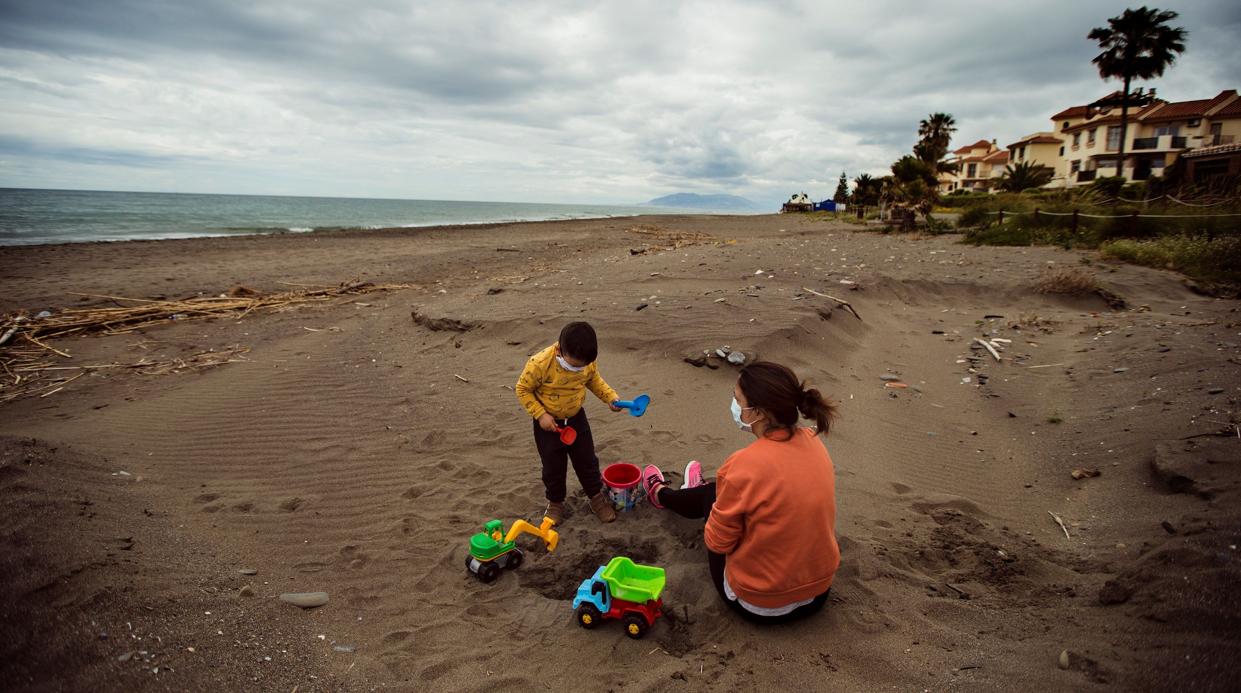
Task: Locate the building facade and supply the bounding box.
[939,139,1009,193]
[1005,133,1066,188]
[1051,89,1240,187]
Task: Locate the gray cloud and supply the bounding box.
[0,0,1235,203]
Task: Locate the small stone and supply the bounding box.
[1058,650,1070,670]
[635,303,648,311]
[118,652,133,662]
[239,568,257,576]
[727,351,746,365]
[1207,387,1224,394]
[333,644,356,653]
[238,585,255,598]
[683,355,706,367]
[879,374,902,382]
[1070,468,1101,480]
[1113,367,1128,373]
[1160,520,1177,535]
[280,592,329,608]
[1097,579,1133,605]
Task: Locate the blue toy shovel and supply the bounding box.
[614,394,651,417]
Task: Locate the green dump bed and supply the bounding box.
[601,556,666,603]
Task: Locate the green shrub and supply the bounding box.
[1091,176,1127,199]
[957,206,993,229]
[1101,234,1241,284]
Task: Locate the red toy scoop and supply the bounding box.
[556,425,577,445]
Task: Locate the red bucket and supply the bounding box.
[602,462,642,511]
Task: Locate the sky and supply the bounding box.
[1,1,1238,206]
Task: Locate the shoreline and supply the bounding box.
[1,213,1238,690]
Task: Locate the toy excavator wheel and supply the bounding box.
[505,549,524,570]
[464,553,477,573]
[576,604,601,629]
[476,561,501,584]
[623,614,649,639]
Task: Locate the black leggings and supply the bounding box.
[657,483,830,625]
[533,409,602,503]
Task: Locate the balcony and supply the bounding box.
[1076,170,1097,182]
[1209,134,1236,146]
[1131,134,1190,151]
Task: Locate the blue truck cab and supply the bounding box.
[572,565,611,614]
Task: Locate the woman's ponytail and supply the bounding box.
[798,386,838,435]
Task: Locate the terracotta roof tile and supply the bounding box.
[982,150,1009,164]
[1213,97,1241,118]
[953,139,993,154]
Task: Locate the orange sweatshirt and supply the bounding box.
[703,427,839,608]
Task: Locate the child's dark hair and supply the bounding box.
[559,322,598,363]
[738,361,837,436]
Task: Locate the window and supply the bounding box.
[1072,133,1081,147]
[967,163,978,178]
[1059,146,1065,156]
[1019,146,1026,161]
[1071,160,1081,174]
[1155,124,1180,136]
[1107,126,1122,150]
[1188,119,1200,127]
[1063,121,1070,130]
[1087,128,1097,146]
[1150,157,1165,169]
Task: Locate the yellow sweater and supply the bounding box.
[515,343,619,420]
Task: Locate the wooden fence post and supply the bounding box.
[998,210,1005,225]
[1072,210,1079,235]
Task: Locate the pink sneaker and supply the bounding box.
[642,465,666,509]
[681,460,703,489]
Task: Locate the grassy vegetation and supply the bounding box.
[1100,235,1241,286]
[951,187,1241,287]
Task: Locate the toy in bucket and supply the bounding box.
[614,394,651,417]
[601,462,643,511]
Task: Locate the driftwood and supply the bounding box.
[973,338,1002,362]
[801,287,862,321]
[1048,511,1071,539]
[2,280,405,405]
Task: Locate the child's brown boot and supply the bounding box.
[545,501,564,526]
[589,492,617,523]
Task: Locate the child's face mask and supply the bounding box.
[556,355,586,372]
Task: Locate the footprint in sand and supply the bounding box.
[232,502,254,513]
[194,493,220,504]
[279,497,305,512]
[381,630,414,649]
[339,545,370,569]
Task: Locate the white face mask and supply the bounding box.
[556,355,586,373]
[731,397,754,431]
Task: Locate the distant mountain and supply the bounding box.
[644,192,762,211]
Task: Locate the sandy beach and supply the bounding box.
[1,213,1239,692]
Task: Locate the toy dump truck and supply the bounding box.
[466,517,559,583]
[572,556,665,638]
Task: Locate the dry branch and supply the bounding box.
[801,287,862,321]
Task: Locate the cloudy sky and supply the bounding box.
[1,0,1238,205]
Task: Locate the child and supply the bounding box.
[515,321,621,524]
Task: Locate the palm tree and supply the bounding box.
[998,162,1054,192]
[1088,7,1186,178]
[852,173,876,206]
[917,113,957,164]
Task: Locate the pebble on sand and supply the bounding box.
[280,592,329,608]
[1058,650,1071,670]
[239,568,258,575]
[238,585,255,598]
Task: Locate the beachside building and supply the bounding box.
[1006,132,1067,188]
[939,139,1009,194]
[1052,89,1241,187]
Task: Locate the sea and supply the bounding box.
[0,188,700,246]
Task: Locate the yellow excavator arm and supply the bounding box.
[504,516,560,553]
